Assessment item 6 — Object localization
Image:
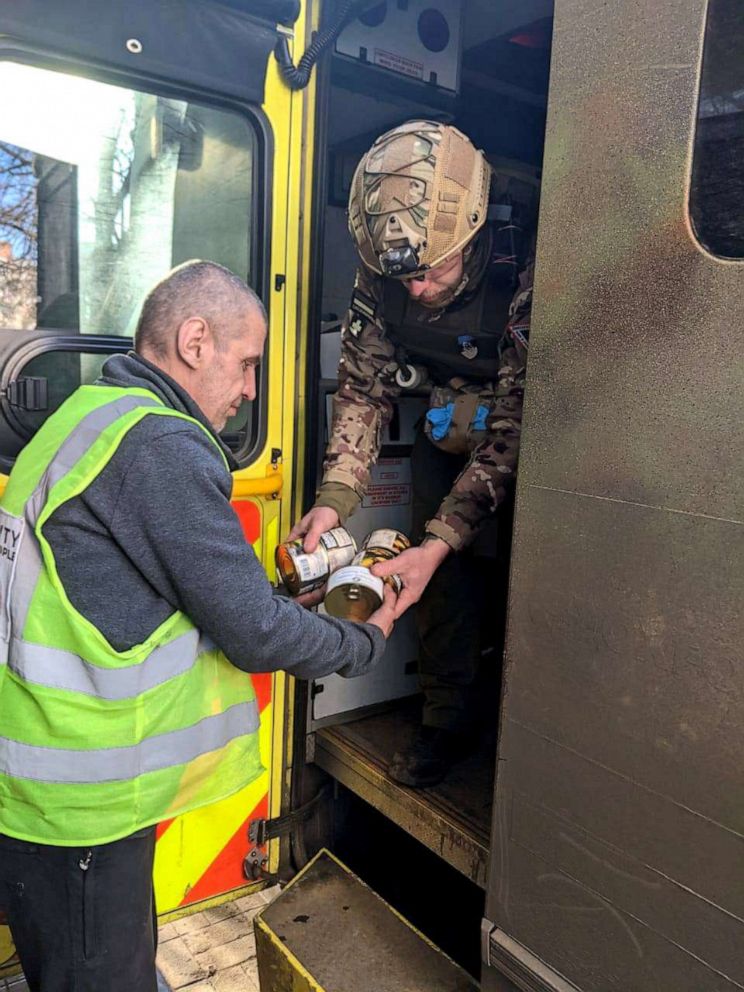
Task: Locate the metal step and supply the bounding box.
[254,849,478,992]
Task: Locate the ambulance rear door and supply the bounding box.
[0,0,316,954]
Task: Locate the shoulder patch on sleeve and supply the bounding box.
[509,323,529,350]
[351,289,377,320]
[347,289,377,336]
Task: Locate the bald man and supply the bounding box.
[0,260,394,992]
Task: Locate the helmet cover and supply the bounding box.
[348,120,491,277]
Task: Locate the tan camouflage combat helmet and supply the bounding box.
[348,120,491,278]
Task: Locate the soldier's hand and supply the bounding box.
[371,538,450,619]
[366,584,397,638]
[287,506,340,553]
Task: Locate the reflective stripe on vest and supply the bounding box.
[9,394,162,643]
[0,701,259,784]
[26,393,162,528]
[8,628,206,699]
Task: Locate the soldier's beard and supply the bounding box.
[418,286,458,309]
[418,229,492,310]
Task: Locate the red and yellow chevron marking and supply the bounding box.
[153,498,277,912]
[153,671,273,911]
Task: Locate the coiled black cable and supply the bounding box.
[274,0,377,90]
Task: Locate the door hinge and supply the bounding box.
[243,845,271,883]
[5,376,48,411]
[248,783,331,847]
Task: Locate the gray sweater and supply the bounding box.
[44,353,385,679]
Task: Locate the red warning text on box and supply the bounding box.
[362,458,411,508]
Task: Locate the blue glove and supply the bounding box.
[471,404,489,432]
[426,403,455,441]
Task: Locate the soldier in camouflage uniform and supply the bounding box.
[290,121,533,787]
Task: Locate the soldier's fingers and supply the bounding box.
[286,522,307,542]
[368,586,397,637]
[370,558,400,577]
[381,589,399,631]
[381,584,397,610]
[303,521,325,553]
[287,512,315,542]
[393,588,416,619]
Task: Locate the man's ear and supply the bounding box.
[176,316,211,370]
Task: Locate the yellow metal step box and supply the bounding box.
[254,849,478,992]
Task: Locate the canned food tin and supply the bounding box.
[324,529,410,621]
[275,527,357,596]
[362,529,411,557]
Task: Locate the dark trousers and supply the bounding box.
[411,430,512,734]
[0,827,158,992]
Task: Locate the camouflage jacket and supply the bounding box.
[316,263,533,552]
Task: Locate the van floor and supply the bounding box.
[313,699,495,888]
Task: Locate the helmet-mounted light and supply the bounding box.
[378,245,424,278]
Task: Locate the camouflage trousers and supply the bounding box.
[411,430,513,734]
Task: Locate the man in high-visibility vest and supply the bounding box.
[0,260,395,992]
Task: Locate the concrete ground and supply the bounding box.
[157,886,280,992]
[0,976,27,992]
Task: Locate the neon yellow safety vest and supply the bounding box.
[0,385,263,846]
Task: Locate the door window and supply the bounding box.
[0,61,263,459]
[690,0,744,258]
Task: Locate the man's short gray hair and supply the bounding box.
[134,260,266,358]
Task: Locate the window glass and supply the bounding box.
[690,0,744,258]
[0,62,261,456]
